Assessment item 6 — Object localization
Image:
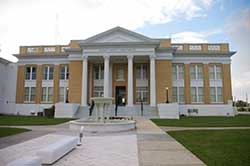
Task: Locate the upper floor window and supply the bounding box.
[191,87,204,103]
[189,45,202,51]
[27,47,38,53]
[44,47,55,53]
[43,66,54,80]
[136,64,147,80]
[24,87,36,102]
[172,64,184,80]
[208,45,220,51]
[209,65,222,80]
[94,65,104,80]
[190,64,203,80]
[25,66,36,80]
[60,65,69,80]
[117,65,124,80]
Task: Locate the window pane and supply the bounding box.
[24,87,29,101]
[172,87,177,102]
[142,64,147,79]
[172,65,177,80]
[136,65,141,79]
[117,65,124,80]
[48,87,53,102]
[59,87,65,102]
[60,66,65,80]
[30,87,36,101]
[217,87,223,102]
[216,66,222,80]
[210,87,216,103]
[136,87,148,102]
[209,66,215,79]
[49,67,54,80]
[42,87,47,101]
[178,65,184,80]
[42,67,48,80]
[197,65,203,79]
[190,66,196,80]
[198,87,204,102]
[31,67,36,80]
[25,67,31,80]
[179,87,184,103]
[100,65,104,79]
[66,66,69,79]
[191,87,197,102]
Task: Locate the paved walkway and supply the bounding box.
[136,117,205,166]
[0,118,206,166]
[160,126,250,131]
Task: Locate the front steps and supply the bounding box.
[74,105,159,119]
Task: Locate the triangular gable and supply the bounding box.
[80,26,157,44]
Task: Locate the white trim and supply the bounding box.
[173,57,231,64]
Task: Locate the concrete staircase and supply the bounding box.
[74,105,159,119]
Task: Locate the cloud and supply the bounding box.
[171,29,222,43]
[0,0,212,62]
[225,8,250,100]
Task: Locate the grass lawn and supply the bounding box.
[0,127,31,138]
[151,115,250,127]
[168,129,250,166]
[0,115,75,126]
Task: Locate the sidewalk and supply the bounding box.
[160,126,250,131]
[0,118,206,166]
[136,117,206,166]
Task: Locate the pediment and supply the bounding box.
[80,27,157,44]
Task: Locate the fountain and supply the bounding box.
[69,97,136,132]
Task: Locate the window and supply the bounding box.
[59,87,68,102]
[60,65,69,80]
[190,64,203,80]
[27,47,38,53]
[136,64,147,80]
[24,87,36,102]
[210,87,223,103]
[189,45,202,51]
[173,87,184,103]
[44,47,55,53]
[209,65,222,80]
[25,66,36,80]
[43,66,54,80]
[94,65,104,80]
[191,87,204,103]
[42,87,53,103]
[208,45,220,51]
[172,64,184,80]
[93,86,104,97]
[136,87,148,102]
[117,65,124,80]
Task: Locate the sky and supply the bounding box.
[0,0,249,101]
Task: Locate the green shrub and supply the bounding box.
[238,107,247,112]
[44,105,55,118]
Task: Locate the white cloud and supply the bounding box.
[0,0,212,62]
[225,8,250,101]
[171,29,222,43]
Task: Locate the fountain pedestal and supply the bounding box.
[69,97,136,133]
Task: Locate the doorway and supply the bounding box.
[115,86,126,106]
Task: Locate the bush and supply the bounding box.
[44,105,55,118]
[238,107,247,112]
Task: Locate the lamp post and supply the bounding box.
[165,87,169,103]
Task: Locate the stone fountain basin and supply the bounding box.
[69,119,136,133]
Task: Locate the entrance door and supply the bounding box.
[115,86,126,106]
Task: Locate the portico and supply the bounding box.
[80,54,156,107]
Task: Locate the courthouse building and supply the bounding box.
[12,27,235,117]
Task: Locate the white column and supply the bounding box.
[104,55,110,97]
[150,55,156,106]
[127,55,133,106]
[81,55,88,106]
